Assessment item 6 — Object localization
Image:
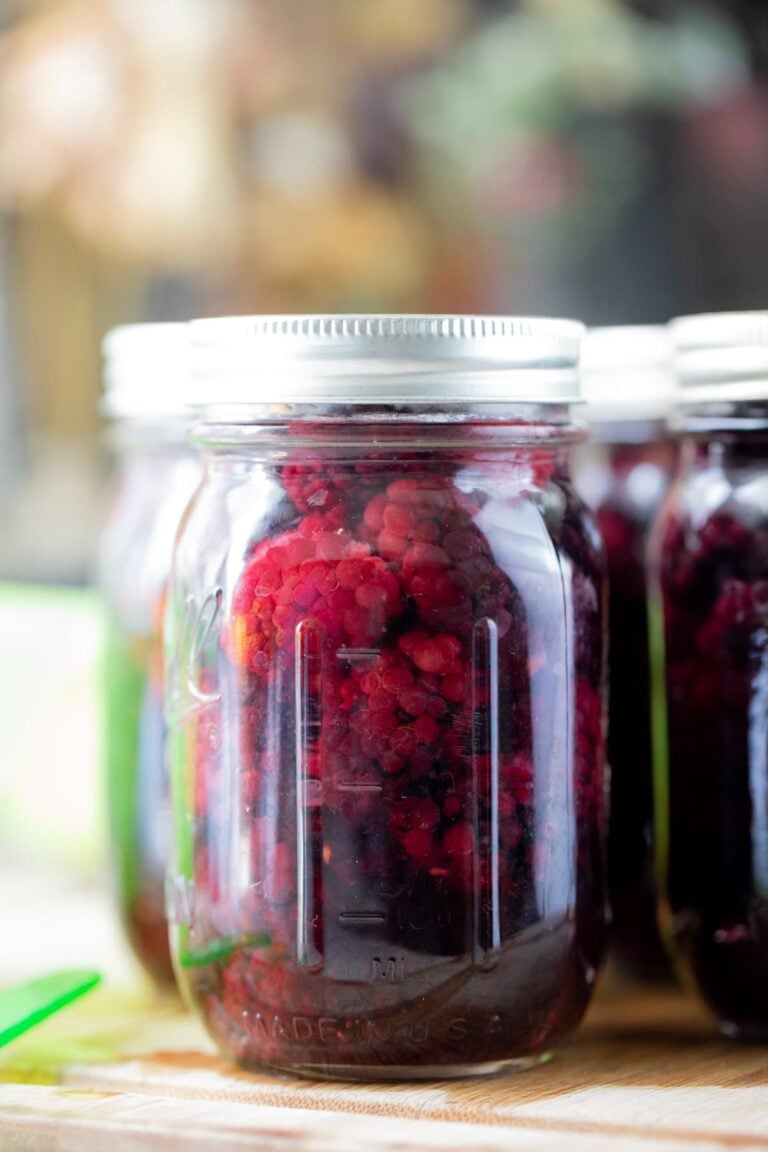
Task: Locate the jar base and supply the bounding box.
[260,1052,552,1082]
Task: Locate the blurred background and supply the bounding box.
[1,0,768,899]
[1,0,768,586]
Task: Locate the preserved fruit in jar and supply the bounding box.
[100,323,199,986]
[575,326,677,982]
[167,315,608,1077]
[651,312,768,1035]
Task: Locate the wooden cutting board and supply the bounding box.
[1,980,767,1151]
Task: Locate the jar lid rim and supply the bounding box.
[671,311,768,399]
[102,322,190,420]
[580,325,676,422]
[671,311,768,353]
[188,313,584,407]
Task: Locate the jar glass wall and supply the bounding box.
[650,312,768,1036]
[166,316,608,1078]
[575,327,677,982]
[99,324,199,986]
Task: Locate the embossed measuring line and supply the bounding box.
[338,912,387,926]
[336,646,381,665]
[336,782,383,794]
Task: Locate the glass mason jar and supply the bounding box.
[650,312,768,1036]
[166,315,608,1078]
[99,323,200,986]
[574,327,677,983]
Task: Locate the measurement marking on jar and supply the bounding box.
[338,912,386,925]
[336,647,381,665]
[336,781,383,794]
[370,956,405,983]
[295,620,324,971]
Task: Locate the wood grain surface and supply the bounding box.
[1,978,768,1150]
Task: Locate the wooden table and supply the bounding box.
[1,975,766,1151]
[3,592,764,1149]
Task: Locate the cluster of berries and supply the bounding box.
[187,455,605,1070]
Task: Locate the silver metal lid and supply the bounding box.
[102,323,190,420]
[671,311,768,402]
[188,314,584,408]
[580,325,676,423]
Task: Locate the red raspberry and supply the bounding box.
[398,631,462,676]
[281,458,380,519]
[413,714,441,744]
[401,828,436,864]
[377,529,410,560]
[383,502,418,537]
[440,673,466,703]
[576,678,605,823]
[443,821,475,856]
[363,494,388,534]
[390,797,440,837]
[361,480,455,553]
[318,643,469,781]
[226,525,402,676]
[501,752,534,806]
[697,580,755,658]
[386,476,455,514]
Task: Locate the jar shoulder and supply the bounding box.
[175,467,605,585]
[100,453,201,616]
[653,453,768,597]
